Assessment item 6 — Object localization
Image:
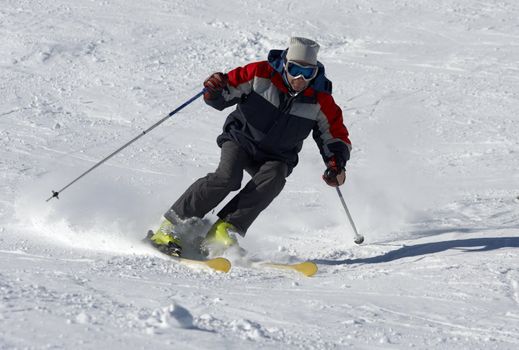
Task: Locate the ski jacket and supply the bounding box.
[205,49,351,174]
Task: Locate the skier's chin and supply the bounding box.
[290,82,308,92]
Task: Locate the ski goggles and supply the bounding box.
[285,61,318,81]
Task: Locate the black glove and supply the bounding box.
[322,157,346,187]
[203,72,228,100]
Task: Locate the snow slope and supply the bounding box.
[1,0,519,348]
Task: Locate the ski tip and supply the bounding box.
[204,257,232,273]
[293,261,318,277]
[264,261,318,277]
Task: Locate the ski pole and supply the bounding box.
[335,187,364,244]
[46,89,206,202]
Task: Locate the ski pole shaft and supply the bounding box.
[335,187,364,244]
[46,89,205,202]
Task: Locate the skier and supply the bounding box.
[149,37,351,256]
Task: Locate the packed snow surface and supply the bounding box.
[1,0,519,349]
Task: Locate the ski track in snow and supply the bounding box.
[1,0,519,349]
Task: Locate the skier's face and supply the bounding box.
[284,60,316,92]
[287,75,309,92]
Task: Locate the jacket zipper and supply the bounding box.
[279,94,296,114]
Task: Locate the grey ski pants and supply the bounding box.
[166,141,288,235]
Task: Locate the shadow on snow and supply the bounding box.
[315,237,519,266]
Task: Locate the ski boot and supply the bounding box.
[201,219,238,256]
[148,218,182,257]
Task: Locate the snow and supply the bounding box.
[1,0,519,348]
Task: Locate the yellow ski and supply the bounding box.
[260,261,318,277]
[174,256,231,273]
